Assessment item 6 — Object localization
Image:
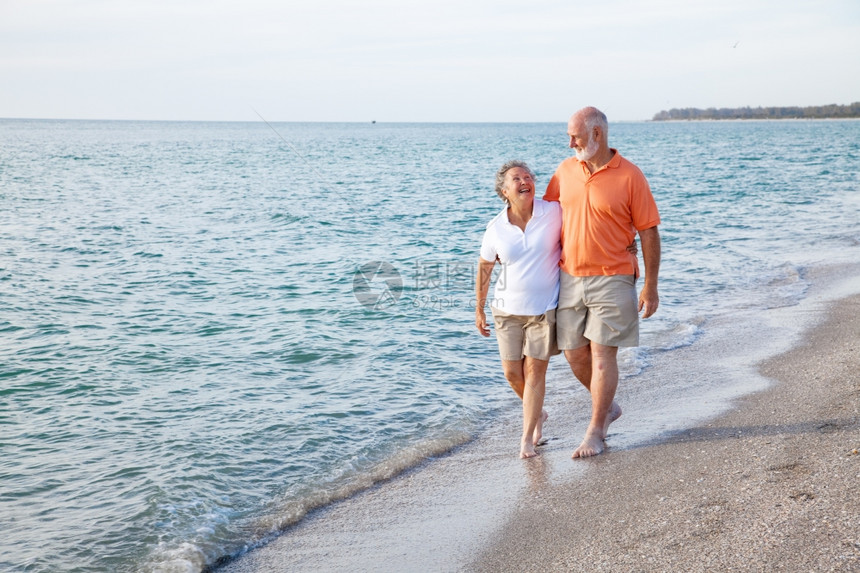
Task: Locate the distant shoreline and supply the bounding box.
[649,117,860,123]
[653,102,860,121]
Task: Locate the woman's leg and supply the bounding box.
[520,356,549,458]
[501,359,525,399]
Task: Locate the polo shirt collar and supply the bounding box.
[576,148,621,174]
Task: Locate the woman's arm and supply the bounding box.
[475,257,495,336]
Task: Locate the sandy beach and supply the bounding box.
[219,289,860,573]
[472,292,860,572]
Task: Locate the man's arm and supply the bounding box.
[475,258,495,336]
[543,173,560,202]
[638,226,661,318]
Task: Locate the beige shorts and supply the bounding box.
[557,272,639,349]
[491,307,558,362]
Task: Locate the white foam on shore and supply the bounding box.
[256,430,475,534]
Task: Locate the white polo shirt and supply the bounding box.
[480,199,562,316]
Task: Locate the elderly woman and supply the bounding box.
[475,160,562,458]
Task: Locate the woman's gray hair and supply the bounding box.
[494,160,535,202]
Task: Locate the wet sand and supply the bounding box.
[219,292,860,572]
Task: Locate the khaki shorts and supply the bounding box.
[557,272,639,349]
[491,307,558,362]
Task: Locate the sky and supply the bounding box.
[1,0,859,122]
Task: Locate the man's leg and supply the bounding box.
[572,342,621,459]
[564,345,592,390]
[565,344,622,445]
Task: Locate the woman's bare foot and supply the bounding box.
[520,437,538,458]
[532,409,549,446]
[572,426,605,458]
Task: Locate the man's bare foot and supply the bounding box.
[603,401,622,437]
[532,409,549,446]
[520,438,538,458]
[572,427,604,459]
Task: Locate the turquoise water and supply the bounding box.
[1,119,858,572]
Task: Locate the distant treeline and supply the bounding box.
[652,102,860,121]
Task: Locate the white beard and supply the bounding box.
[575,137,599,161]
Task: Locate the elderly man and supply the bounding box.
[544,106,661,458]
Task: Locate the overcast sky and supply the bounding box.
[2,0,858,122]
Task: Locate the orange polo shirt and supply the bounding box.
[543,150,660,277]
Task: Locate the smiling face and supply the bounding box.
[568,116,599,162]
[501,166,535,209]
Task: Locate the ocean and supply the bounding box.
[1,118,858,572]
